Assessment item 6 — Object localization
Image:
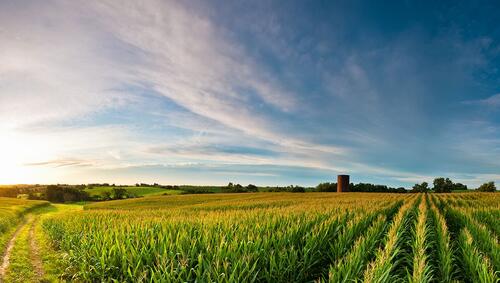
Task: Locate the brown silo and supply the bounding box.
[337,175,350,192]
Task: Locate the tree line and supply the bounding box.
[412,177,496,193]
[315,178,497,193]
[315,182,407,193]
[224,183,307,193]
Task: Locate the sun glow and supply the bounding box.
[0,130,58,184]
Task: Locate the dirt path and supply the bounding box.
[29,218,44,279]
[0,215,47,282]
[0,204,78,282]
[0,221,27,280]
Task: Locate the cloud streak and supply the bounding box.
[463,93,500,107]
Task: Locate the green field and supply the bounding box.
[84,186,184,198]
[0,193,498,282]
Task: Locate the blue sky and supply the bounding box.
[0,0,499,187]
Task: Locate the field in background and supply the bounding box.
[84,186,184,198]
[39,192,499,282]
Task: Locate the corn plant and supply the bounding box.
[35,192,500,282]
[408,195,432,283]
[429,195,454,282]
[458,228,498,283]
[362,196,418,283]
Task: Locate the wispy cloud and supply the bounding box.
[463,93,500,107]
[25,159,94,168]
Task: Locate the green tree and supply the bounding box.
[246,184,258,192]
[452,182,468,191]
[477,181,496,192]
[289,186,305,193]
[433,177,453,193]
[112,188,127,199]
[102,191,112,200]
[412,182,429,193]
[316,182,337,192]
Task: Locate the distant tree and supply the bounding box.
[27,192,41,200]
[412,182,429,193]
[395,187,407,193]
[477,181,496,192]
[233,184,245,192]
[46,185,89,203]
[224,183,249,193]
[289,185,305,193]
[102,191,112,200]
[316,182,337,192]
[246,184,258,192]
[63,192,77,202]
[46,185,64,203]
[112,188,127,199]
[433,177,453,193]
[452,183,468,191]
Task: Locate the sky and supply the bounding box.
[1,0,499,188]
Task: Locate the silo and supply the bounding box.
[337,175,350,192]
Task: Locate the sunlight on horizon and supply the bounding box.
[0,130,58,184]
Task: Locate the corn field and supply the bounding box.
[41,193,499,282]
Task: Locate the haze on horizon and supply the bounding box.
[1,0,499,188]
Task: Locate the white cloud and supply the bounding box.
[0,0,347,161]
[464,93,500,107]
[0,1,140,128]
